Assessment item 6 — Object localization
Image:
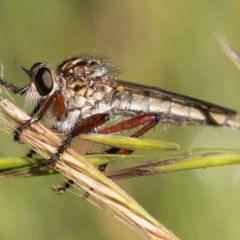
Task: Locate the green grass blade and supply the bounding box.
[107,149,240,181]
[80,133,180,150]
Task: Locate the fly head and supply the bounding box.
[22,62,54,97]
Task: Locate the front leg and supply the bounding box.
[14,92,65,142]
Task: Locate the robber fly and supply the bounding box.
[1,56,240,166]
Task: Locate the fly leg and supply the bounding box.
[0,78,24,94]
[49,113,110,196]
[14,91,66,142]
[48,113,110,164]
[14,94,55,142]
[97,113,160,172]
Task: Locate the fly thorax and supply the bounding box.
[67,95,92,110]
[87,66,108,79]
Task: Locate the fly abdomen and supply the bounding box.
[210,112,240,129]
[109,91,240,128]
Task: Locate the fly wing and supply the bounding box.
[114,79,236,116]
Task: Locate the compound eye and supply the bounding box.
[34,67,53,96]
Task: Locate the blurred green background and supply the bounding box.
[1,1,240,239]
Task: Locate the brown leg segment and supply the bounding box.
[48,113,110,164]
[14,92,66,142]
[97,113,160,171]
[98,114,159,134]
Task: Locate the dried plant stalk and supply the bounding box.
[217,33,240,70]
[0,99,180,240]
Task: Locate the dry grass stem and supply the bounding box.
[0,99,180,240]
[217,33,240,70]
